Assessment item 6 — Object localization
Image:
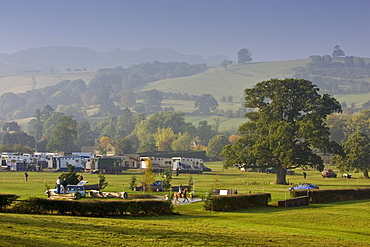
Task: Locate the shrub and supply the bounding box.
[10,198,173,217]
[204,193,271,212]
[0,194,19,212]
[290,188,370,203]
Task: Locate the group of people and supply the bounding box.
[56,177,69,194]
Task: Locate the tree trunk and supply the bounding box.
[363,170,369,179]
[276,166,288,185]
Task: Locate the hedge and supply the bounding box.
[0,194,19,212]
[10,198,174,216]
[290,188,370,203]
[204,193,271,212]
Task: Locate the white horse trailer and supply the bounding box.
[172,157,204,174]
[140,157,172,172]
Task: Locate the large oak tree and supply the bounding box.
[221,78,342,184]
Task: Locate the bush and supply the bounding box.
[204,193,271,212]
[10,198,173,216]
[0,194,19,212]
[290,188,370,203]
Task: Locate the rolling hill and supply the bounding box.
[3,57,370,132]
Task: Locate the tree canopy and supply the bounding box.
[221,78,342,184]
[334,132,370,178]
[237,48,252,64]
[194,94,219,114]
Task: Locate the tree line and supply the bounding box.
[0,61,207,120]
[1,106,234,158]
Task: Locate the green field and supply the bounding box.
[1,162,370,246]
[6,58,370,133]
[0,71,95,94]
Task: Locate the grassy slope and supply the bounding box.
[5,58,370,131]
[1,162,370,246]
[142,59,308,103]
[0,71,95,94]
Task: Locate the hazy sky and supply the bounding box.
[1,0,369,62]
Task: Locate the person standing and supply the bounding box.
[24,172,28,182]
[56,177,61,194]
[303,172,307,179]
[62,178,68,194]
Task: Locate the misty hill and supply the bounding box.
[0,46,228,73]
[2,55,370,132]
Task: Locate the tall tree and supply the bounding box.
[332,45,345,58]
[115,108,136,139]
[143,89,163,113]
[171,132,193,151]
[206,135,230,157]
[76,121,95,147]
[194,94,219,114]
[114,137,134,154]
[237,48,252,64]
[2,121,21,132]
[154,127,176,151]
[334,132,370,178]
[196,120,216,145]
[2,131,36,148]
[46,115,78,152]
[221,78,342,184]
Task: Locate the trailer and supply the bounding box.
[172,157,204,174]
[140,157,172,172]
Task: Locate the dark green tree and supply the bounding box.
[162,168,172,190]
[143,89,163,113]
[196,120,216,145]
[46,115,78,152]
[332,45,345,58]
[334,132,370,178]
[115,137,134,154]
[129,175,137,191]
[2,131,36,148]
[60,163,79,185]
[206,135,230,157]
[76,121,95,147]
[221,78,342,184]
[237,48,252,64]
[42,112,65,139]
[2,121,21,132]
[98,170,108,191]
[115,108,136,139]
[194,94,219,114]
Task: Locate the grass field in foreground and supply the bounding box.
[1,200,370,246]
[1,162,370,246]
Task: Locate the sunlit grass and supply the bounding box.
[1,162,370,246]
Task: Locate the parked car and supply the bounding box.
[45,183,87,198]
[322,169,337,178]
[203,166,212,172]
[286,169,295,175]
[289,183,319,191]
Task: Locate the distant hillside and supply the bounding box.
[142,59,309,103]
[142,57,370,111]
[0,46,229,74]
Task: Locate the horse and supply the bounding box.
[174,188,189,203]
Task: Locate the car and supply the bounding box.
[202,166,212,172]
[289,183,319,191]
[322,169,337,178]
[45,182,87,198]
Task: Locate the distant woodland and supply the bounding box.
[1,46,370,156]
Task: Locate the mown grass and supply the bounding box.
[1,162,370,246]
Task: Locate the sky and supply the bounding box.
[0,0,369,62]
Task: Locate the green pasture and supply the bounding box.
[1,162,370,246]
[2,162,370,202]
[0,71,95,94]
